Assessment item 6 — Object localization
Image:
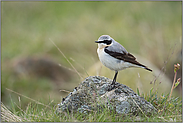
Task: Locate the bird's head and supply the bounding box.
[95,35,113,49]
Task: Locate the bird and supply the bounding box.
[95,35,152,86]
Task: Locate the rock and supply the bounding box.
[87,60,172,97]
[56,76,157,116]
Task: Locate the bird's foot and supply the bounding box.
[107,81,116,91]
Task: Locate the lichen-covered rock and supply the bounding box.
[56,76,157,115]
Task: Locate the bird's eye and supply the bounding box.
[103,40,112,45]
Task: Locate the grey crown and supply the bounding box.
[98,35,128,54]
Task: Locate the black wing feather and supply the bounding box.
[104,48,152,72]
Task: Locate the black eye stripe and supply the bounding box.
[103,40,112,45]
[98,40,112,45]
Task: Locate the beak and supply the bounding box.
[95,41,100,43]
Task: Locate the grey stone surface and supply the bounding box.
[56,76,157,115]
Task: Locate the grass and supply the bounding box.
[1,1,182,122]
[1,85,182,122]
[1,63,182,122]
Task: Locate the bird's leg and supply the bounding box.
[111,71,118,85]
[107,71,118,91]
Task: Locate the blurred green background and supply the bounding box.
[1,1,182,110]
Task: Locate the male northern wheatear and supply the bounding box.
[95,35,152,86]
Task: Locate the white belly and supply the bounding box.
[97,48,138,71]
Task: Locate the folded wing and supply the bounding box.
[104,47,152,72]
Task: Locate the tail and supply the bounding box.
[126,59,153,72]
[144,66,152,72]
[134,61,152,72]
[131,59,152,72]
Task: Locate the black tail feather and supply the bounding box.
[144,67,152,72]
